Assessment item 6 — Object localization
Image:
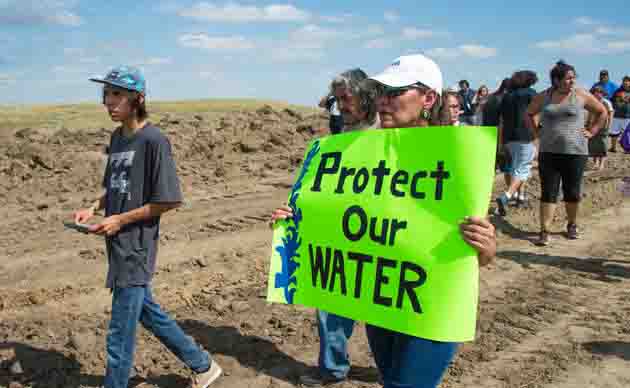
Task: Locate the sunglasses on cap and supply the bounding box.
[375,83,428,99]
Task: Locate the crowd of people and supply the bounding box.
[320,63,630,248]
[68,54,629,388]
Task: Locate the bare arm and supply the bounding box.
[526,93,545,139]
[74,191,106,223]
[118,202,180,225]
[578,89,607,136]
[92,202,181,236]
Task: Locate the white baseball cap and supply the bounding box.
[369,54,443,94]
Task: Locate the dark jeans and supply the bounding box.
[538,152,587,203]
[366,325,458,388]
[317,310,355,379]
[105,286,211,388]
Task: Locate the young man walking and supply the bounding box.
[74,65,222,388]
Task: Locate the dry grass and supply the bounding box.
[0,98,316,134]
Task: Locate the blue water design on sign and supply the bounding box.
[274,140,321,304]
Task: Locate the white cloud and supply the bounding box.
[50,10,82,26]
[78,57,100,64]
[321,14,353,23]
[365,25,385,36]
[63,47,84,56]
[533,33,630,54]
[0,0,83,26]
[384,11,399,23]
[535,34,597,52]
[178,33,255,50]
[134,57,173,66]
[459,44,497,58]
[288,24,340,49]
[0,73,15,85]
[364,39,391,49]
[178,2,310,23]
[53,65,87,74]
[402,27,435,40]
[199,71,222,81]
[270,47,324,62]
[425,47,461,60]
[607,41,630,52]
[426,44,498,60]
[575,16,598,26]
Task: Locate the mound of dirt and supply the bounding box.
[0,106,327,209]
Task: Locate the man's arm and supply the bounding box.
[92,202,180,236]
[74,191,106,223]
[119,202,180,225]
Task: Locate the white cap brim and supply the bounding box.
[369,71,423,88]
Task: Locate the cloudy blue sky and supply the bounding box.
[1,0,629,106]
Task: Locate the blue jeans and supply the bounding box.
[104,286,211,388]
[505,141,535,181]
[317,310,355,379]
[366,325,458,388]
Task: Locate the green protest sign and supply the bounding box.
[267,126,496,342]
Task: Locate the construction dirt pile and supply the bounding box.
[1,107,630,388]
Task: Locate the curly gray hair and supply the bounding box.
[329,68,377,124]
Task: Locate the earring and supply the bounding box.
[420,109,431,120]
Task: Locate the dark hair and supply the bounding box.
[590,85,606,95]
[134,97,149,120]
[511,70,538,89]
[101,88,148,120]
[550,60,576,89]
[623,76,630,83]
[492,78,511,95]
[458,80,469,88]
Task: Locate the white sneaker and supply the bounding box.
[190,361,222,388]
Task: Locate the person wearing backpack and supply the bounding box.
[495,70,538,215]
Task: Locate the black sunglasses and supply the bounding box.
[376,83,427,99]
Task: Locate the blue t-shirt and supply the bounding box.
[591,80,619,100]
[102,124,182,288]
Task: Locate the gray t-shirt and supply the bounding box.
[540,89,588,155]
[102,124,182,288]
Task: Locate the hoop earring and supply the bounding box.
[420,109,431,121]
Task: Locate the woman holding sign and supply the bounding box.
[362,54,496,388]
[272,54,496,388]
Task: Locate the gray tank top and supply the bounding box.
[540,89,588,155]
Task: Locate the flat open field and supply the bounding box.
[1,100,629,388]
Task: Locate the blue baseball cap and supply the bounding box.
[90,65,146,94]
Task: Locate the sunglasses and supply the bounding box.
[375,83,427,99]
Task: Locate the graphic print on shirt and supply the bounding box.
[108,151,135,198]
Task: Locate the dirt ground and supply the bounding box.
[1,107,630,388]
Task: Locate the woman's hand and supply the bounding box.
[582,128,595,138]
[460,216,496,266]
[269,205,294,227]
